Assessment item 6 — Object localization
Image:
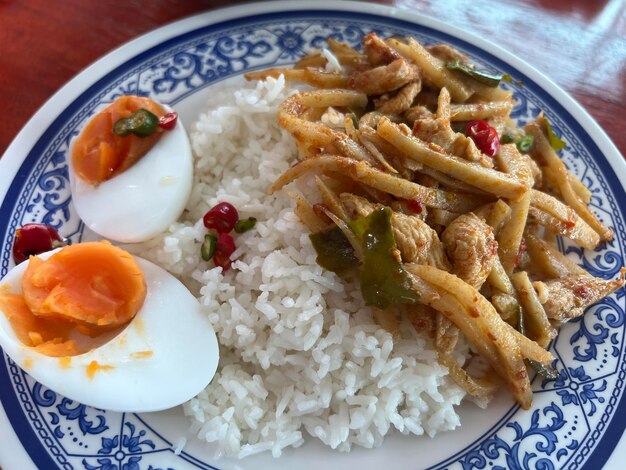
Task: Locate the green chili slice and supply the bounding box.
[201,234,217,261]
[517,135,534,153]
[500,132,516,144]
[500,132,534,154]
[234,217,257,234]
[112,108,159,137]
[112,119,132,137]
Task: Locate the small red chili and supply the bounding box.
[158,112,178,131]
[405,198,424,215]
[466,119,500,157]
[203,202,239,234]
[12,223,64,264]
[213,233,236,271]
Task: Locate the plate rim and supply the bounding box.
[1,1,625,469]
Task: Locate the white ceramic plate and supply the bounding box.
[1,1,625,469]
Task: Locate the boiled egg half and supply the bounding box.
[0,243,219,412]
[68,95,193,243]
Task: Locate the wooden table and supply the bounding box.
[0,0,624,158]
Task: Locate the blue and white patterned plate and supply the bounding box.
[1,1,625,469]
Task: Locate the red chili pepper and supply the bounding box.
[158,112,178,131]
[12,223,64,264]
[466,119,500,157]
[203,202,239,234]
[406,198,424,215]
[213,233,236,271]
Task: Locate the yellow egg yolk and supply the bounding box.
[0,241,146,357]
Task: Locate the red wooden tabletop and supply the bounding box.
[0,0,624,158]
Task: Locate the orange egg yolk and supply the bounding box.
[0,241,147,357]
[71,95,166,185]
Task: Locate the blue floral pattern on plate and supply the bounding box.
[0,7,624,470]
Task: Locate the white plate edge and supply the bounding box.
[0,397,37,469]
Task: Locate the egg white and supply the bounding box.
[0,249,219,412]
[68,104,193,243]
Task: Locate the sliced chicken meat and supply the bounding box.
[442,212,498,290]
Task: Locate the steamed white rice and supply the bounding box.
[132,76,468,458]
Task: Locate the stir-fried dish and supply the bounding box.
[246,33,624,409]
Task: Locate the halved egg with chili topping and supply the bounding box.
[0,241,219,412]
[68,95,193,243]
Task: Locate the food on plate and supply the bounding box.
[11,223,65,264]
[71,95,171,185]
[137,75,464,458]
[123,32,622,458]
[200,201,258,270]
[0,241,219,412]
[68,95,193,243]
[247,32,623,411]
[7,241,146,356]
[203,201,240,233]
[4,30,622,459]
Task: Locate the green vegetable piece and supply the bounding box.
[353,207,418,309]
[517,134,534,153]
[500,132,534,154]
[445,60,507,88]
[310,226,360,275]
[201,234,217,261]
[112,118,132,137]
[543,116,567,152]
[309,207,418,309]
[235,217,257,234]
[500,132,515,144]
[518,305,559,381]
[112,108,159,137]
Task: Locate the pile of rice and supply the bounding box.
[133,76,468,458]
